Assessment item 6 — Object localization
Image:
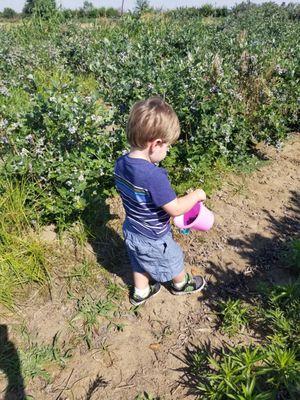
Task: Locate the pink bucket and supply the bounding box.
[173,202,214,231]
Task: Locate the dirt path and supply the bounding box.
[2,135,300,400]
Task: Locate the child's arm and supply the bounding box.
[162,189,206,217]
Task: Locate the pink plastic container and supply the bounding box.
[173,202,214,231]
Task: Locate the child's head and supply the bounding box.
[126,96,180,150]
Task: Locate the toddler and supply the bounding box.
[114,97,206,305]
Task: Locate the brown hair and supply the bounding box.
[126,97,180,149]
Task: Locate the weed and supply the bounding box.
[262,281,300,346]
[68,260,93,281]
[227,177,248,197]
[282,239,300,272]
[65,219,90,259]
[20,343,64,381]
[0,330,71,385]
[106,281,126,301]
[235,155,269,175]
[218,298,250,336]
[0,179,50,308]
[190,343,300,399]
[71,294,117,349]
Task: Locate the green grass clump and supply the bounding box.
[70,290,124,349]
[0,180,50,308]
[0,331,71,387]
[191,343,300,400]
[218,298,250,337]
[20,341,70,382]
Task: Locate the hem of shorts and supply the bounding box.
[152,264,184,283]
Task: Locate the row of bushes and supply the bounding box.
[0,3,299,225]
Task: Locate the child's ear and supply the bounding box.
[149,139,162,152]
[154,139,163,147]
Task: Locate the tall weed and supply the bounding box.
[0,179,49,308]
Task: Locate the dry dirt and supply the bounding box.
[1,134,299,400]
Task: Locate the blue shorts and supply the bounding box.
[123,222,184,282]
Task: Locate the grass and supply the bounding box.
[20,340,70,382]
[70,290,124,349]
[0,327,71,389]
[0,179,50,309]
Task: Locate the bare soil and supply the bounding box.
[1,134,299,400]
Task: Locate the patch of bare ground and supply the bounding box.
[1,134,299,400]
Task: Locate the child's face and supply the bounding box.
[149,139,170,163]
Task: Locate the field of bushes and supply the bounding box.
[0,2,299,224]
[0,2,299,399]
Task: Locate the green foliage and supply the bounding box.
[0,3,299,224]
[134,0,152,14]
[264,281,300,347]
[282,239,300,272]
[166,6,229,19]
[23,0,57,19]
[0,331,71,384]
[286,3,300,20]
[62,6,120,20]
[23,0,35,15]
[20,338,70,381]
[70,290,124,349]
[191,343,300,399]
[199,4,214,17]
[0,179,50,309]
[218,299,250,336]
[1,71,126,223]
[1,8,18,19]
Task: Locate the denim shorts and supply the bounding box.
[123,221,184,282]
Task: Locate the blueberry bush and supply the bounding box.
[0,3,299,224]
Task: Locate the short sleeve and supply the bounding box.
[148,167,176,207]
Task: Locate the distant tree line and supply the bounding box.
[0,0,299,21]
[62,1,120,19]
[0,0,120,20]
[0,7,18,19]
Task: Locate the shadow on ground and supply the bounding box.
[202,190,299,305]
[81,373,108,400]
[82,197,132,287]
[0,325,25,400]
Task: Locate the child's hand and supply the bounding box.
[186,188,206,201]
[195,189,206,202]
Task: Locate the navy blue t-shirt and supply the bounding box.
[114,154,176,239]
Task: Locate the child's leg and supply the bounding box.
[133,271,150,289]
[172,270,186,284]
[130,270,161,306]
